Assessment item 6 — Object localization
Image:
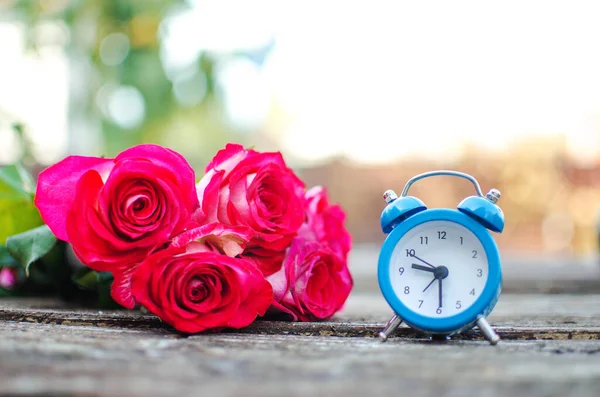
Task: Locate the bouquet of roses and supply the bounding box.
[33,143,352,333]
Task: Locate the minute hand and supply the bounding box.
[411,254,436,269]
[438,279,443,308]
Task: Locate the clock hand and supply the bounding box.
[410,254,436,269]
[423,277,436,292]
[412,264,435,272]
[438,278,443,308]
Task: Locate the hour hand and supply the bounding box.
[412,264,435,272]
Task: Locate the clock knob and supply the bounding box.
[383,190,398,204]
[486,189,501,204]
[457,193,505,233]
[380,191,427,234]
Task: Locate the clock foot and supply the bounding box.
[379,314,403,342]
[431,334,449,341]
[476,317,500,345]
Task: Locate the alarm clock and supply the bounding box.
[377,170,504,345]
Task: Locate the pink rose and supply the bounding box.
[267,237,353,321]
[300,186,352,260]
[131,223,273,333]
[196,144,305,276]
[34,144,199,308]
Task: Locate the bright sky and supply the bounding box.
[2,0,600,165]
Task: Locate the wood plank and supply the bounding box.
[2,295,600,397]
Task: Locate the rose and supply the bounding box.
[131,223,273,333]
[34,144,199,308]
[240,246,286,280]
[196,144,305,275]
[267,237,353,321]
[300,186,351,260]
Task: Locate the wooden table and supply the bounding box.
[2,292,600,397]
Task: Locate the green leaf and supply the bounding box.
[71,269,119,309]
[0,163,35,199]
[72,269,114,290]
[6,225,57,276]
[0,164,43,243]
[97,271,114,284]
[0,245,18,267]
[72,268,99,290]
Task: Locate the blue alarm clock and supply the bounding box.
[377,170,504,345]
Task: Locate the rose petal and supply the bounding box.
[66,170,118,270]
[196,169,224,223]
[226,260,273,327]
[266,263,288,303]
[35,156,114,241]
[242,245,286,276]
[303,186,352,260]
[172,222,253,257]
[110,265,139,309]
[204,143,249,175]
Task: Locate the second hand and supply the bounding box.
[423,278,436,292]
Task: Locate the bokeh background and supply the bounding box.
[1,0,599,260]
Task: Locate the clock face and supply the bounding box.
[389,220,488,319]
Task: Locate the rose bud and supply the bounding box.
[0,267,20,290]
[131,223,272,333]
[196,143,306,276]
[35,144,200,308]
[266,237,353,321]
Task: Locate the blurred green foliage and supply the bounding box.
[5,0,270,170]
[0,161,114,306]
[0,0,276,305]
[0,163,43,242]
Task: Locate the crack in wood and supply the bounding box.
[2,308,600,341]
